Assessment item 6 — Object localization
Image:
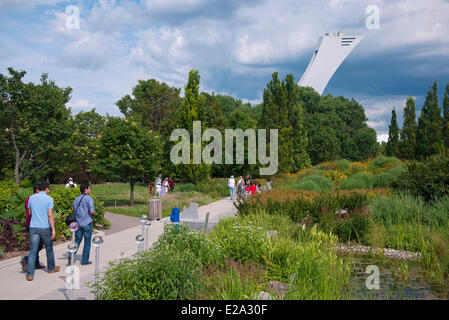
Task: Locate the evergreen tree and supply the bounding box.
[175,70,211,183]
[416,82,444,159]
[443,83,449,149]
[398,97,417,159]
[261,73,293,174]
[386,108,399,157]
[285,74,310,171]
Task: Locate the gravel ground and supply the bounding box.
[334,244,422,261]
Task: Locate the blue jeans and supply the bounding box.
[229,187,235,199]
[75,223,93,265]
[27,228,56,277]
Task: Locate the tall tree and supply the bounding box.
[93,117,162,206]
[60,109,106,182]
[261,72,293,174]
[398,97,418,159]
[443,83,449,149]
[116,79,182,136]
[416,82,444,159]
[0,68,72,185]
[386,108,399,157]
[175,70,211,183]
[285,74,310,171]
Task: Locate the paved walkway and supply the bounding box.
[0,198,237,300]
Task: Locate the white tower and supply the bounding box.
[298,31,364,95]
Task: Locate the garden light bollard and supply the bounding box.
[69,222,79,266]
[204,212,210,231]
[144,220,151,251]
[67,242,79,301]
[92,235,104,300]
[69,222,79,243]
[140,214,148,242]
[135,235,144,256]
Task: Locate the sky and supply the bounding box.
[1,0,449,142]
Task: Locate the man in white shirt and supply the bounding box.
[65,177,77,188]
[228,175,235,200]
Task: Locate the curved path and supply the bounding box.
[0,198,236,300]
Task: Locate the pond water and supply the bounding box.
[345,256,448,300]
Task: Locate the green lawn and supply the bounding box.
[71,182,225,218]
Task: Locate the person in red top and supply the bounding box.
[148,181,153,196]
[250,184,257,195]
[20,183,45,272]
[169,177,174,191]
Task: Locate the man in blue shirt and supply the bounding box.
[69,182,95,266]
[26,181,60,281]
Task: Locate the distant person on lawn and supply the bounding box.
[65,177,77,188]
[148,181,153,196]
[155,174,162,196]
[20,183,45,272]
[169,177,174,191]
[69,182,95,266]
[228,175,235,200]
[26,181,60,281]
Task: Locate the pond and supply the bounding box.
[345,256,448,300]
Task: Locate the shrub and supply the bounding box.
[0,219,27,252]
[394,152,449,201]
[177,183,197,193]
[50,187,109,240]
[373,164,407,188]
[368,156,401,172]
[335,159,350,171]
[209,217,271,263]
[93,224,224,300]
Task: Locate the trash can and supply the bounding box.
[148,198,162,220]
[170,207,180,223]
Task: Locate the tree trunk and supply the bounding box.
[130,180,135,207]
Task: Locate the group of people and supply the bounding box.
[20,179,95,281]
[227,174,258,200]
[150,174,174,197]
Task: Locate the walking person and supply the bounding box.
[244,174,251,187]
[20,183,45,272]
[163,177,169,192]
[26,181,60,281]
[155,174,162,197]
[169,177,174,192]
[69,182,95,266]
[237,176,244,198]
[228,175,235,200]
[148,181,153,196]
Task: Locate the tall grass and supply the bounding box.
[340,172,374,190]
[295,174,333,192]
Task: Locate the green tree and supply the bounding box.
[0,68,72,185]
[60,109,106,182]
[386,108,399,157]
[93,117,162,206]
[442,83,449,149]
[175,70,211,184]
[398,97,418,159]
[285,74,311,171]
[116,79,182,136]
[261,72,294,174]
[416,82,444,159]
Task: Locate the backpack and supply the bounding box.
[65,194,86,226]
